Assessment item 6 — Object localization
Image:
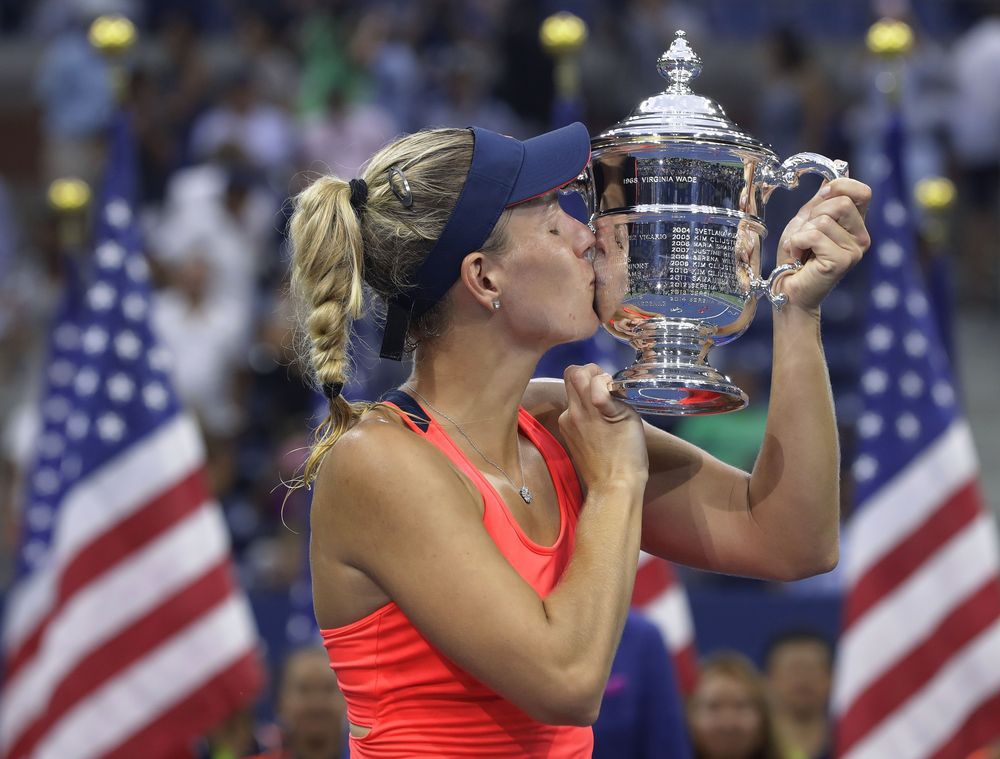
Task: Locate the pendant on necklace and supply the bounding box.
[519,487,533,504]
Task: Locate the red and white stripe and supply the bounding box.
[632,551,698,694]
[0,415,263,759]
[833,421,1000,758]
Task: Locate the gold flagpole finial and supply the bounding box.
[47,177,93,250]
[914,176,956,248]
[867,18,913,103]
[89,14,137,102]
[540,12,588,57]
[866,18,914,57]
[540,12,588,101]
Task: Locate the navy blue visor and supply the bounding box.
[380,122,591,359]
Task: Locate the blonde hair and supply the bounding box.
[288,128,508,486]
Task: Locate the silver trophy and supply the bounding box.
[587,31,848,415]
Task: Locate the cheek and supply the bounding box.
[739,710,764,737]
[689,711,715,741]
[516,264,593,311]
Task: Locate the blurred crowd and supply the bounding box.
[0,0,999,747]
[196,625,845,759]
[2,0,997,596]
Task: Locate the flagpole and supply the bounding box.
[87,14,137,104]
[867,16,958,364]
[865,16,914,105]
[539,11,588,128]
[46,177,91,252]
[913,176,957,362]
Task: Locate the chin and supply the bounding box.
[564,309,604,344]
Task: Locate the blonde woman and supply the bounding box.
[288,122,870,757]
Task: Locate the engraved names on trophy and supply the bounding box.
[674,225,738,293]
[627,221,738,300]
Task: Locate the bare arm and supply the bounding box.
[527,179,872,581]
[313,367,647,725]
[637,308,839,581]
[642,178,872,579]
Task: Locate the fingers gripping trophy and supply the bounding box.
[585,31,848,415]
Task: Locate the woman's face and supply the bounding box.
[491,193,599,348]
[689,672,766,759]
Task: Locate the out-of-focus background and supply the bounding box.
[0,0,998,757]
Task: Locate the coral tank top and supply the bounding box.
[320,390,592,758]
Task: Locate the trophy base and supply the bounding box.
[608,319,749,416]
[610,370,748,416]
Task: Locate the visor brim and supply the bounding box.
[507,121,591,206]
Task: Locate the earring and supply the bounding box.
[491,299,501,310]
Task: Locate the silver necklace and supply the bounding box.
[404,385,533,504]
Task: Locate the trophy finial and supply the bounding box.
[657,30,703,93]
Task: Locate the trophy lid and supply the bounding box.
[592,31,772,154]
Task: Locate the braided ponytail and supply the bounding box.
[288,175,372,486]
[288,128,511,486]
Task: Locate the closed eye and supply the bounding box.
[549,228,560,236]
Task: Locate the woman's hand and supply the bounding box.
[558,364,648,490]
[775,177,873,313]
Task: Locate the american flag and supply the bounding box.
[631,553,698,694]
[831,114,1000,758]
[0,114,263,759]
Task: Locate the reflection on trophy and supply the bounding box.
[588,31,848,415]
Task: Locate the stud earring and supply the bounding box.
[492,299,501,310]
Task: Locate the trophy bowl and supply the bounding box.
[588,31,847,415]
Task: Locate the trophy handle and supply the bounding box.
[758,152,850,195]
[743,261,801,311]
[750,153,849,309]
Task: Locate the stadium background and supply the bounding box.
[0,0,998,753]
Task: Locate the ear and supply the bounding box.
[458,251,504,312]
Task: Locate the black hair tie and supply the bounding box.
[322,381,344,401]
[348,178,368,218]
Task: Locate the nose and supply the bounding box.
[571,217,597,259]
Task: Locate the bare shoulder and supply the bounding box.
[311,407,482,565]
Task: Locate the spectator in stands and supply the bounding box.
[948,0,1000,308]
[687,652,786,759]
[593,610,693,758]
[299,87,399,180]
[151,247,246,440]
[251,646,347,759]
[33,9,114,185]
[195,707,262,759]
[153,157,273,338]
[422,44,524,136]
[128,12,210,208]
[347,4,425,132]
[763,631,833,759]
[189,71,298,186]
[234,9,299,111]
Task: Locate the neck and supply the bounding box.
[774,711,828,757]
[405,315,546,463]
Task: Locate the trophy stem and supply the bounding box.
[610,320,748,415]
